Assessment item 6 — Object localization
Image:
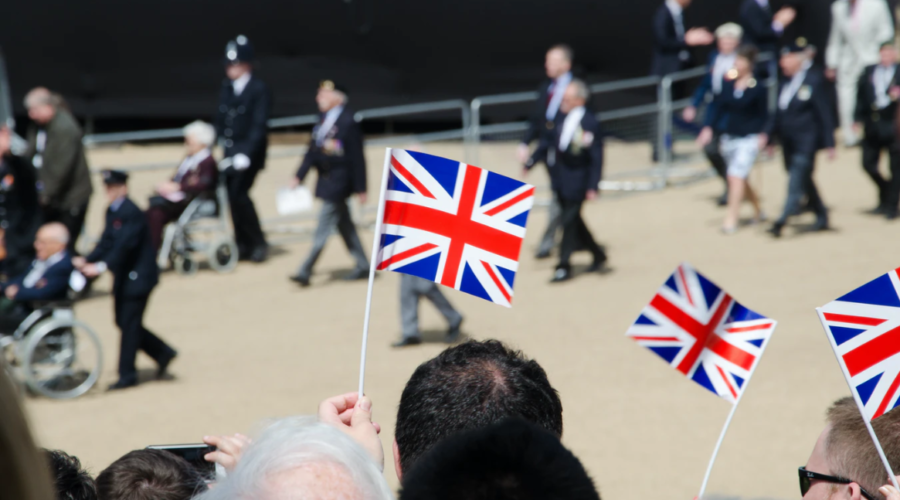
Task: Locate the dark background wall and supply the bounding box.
[0,0,885,130]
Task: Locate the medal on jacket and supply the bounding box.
[114,219,122,230]
[797,85,812,101]
[726,68,739,81]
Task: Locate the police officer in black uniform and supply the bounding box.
[75,170,177,390]
[855,41,900,219]
[767,38,836,238]
[289,80,369,287]
[214,35,271,263]
[0,126,40,279]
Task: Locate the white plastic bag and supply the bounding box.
[276,186,314,215]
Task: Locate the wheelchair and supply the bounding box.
[157,177,239,276]
[0,301,103,399]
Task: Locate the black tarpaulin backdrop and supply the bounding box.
[0,0,867,124]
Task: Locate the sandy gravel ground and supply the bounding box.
[18,138,899,500]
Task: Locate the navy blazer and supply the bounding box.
[4,251,73,303]
[650,3,691,76]
[296,107,367,202]
[214,76,272,170]
[86,197,159,298]
[855,64,900,136]
[523,78,558,146]
[739,0,781,55]
[0,154,41,277]
[691,51,730,131]
[526,110,604,201]
[767,67,836,153]
[706,77,770,136]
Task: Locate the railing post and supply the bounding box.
[469,99,481,166]
[460,101,473,165]
[658,77,673,186]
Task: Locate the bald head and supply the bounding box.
[35,223,69,260]
[25,87,57,124]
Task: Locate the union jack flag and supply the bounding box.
[818,267,900,421]
[626,263,777,404]
[376,149,535,307]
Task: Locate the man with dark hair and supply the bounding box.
[800,397,900,499]
[393,339,563,480]
[45,449,98,500]
[96,449,207,500]
[400,418,600,500]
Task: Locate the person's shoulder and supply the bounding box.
[249,76,269,92]
[52,109,83,135]
[119,198,143,217]
[581,110,600,130]
[199,155,218,169]
[338,107,358,125]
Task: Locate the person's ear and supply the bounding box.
[847,482,864,500]
[393,438,403,482]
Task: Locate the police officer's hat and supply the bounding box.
[319,79,349,95]
[224,35,254,65]
[101,169,129,186]
[781,37,812,55]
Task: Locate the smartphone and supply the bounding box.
[147,443,216,480]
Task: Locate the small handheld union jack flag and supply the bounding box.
[626,263,777,404]
[375,149,535,307]
[818,267,900,421]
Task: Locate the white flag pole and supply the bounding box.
[697,320,777,500]
[816,307,900,490]
[357,147,393,397]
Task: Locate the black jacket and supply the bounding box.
[295,107,367,202]
[0,154,40,278]
[527,110,604,201]
[739,0,780,55]
[24,109,93,210]
[706,77,770,136]
[522,76,569,146]
[650,3,691,76]
[214,76,271,170]
[767,67,836,153]
[86,197,159,298]
[3,251,74,303]
[855,63,900,142]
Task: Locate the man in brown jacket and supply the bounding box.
[23,88,93,253]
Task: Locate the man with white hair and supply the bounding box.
[23,88,93,253]
[197,415,393,500]
[146,120,218,252]
[0,222,74,332]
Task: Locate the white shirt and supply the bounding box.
[232,73,252,96]
[558,106,587,153]
[32,129,47,169]
[666,0,690,61]
[23,251,65,289]
[712,53,737,94]
[316,105,344,146]
[778,60,813,110]
[874,64,896,109]
[546,72,572,121]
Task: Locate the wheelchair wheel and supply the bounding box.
[21,315,102,399]
[208,236,238,273]
[174,254,199,276]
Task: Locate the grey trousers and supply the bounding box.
[400,274,462,339]
[537,194,562,255]
[297,199,369,277]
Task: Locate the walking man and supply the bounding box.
[391,275,463,348]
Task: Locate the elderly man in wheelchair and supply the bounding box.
[148,120,238,274]
[0,222,102,399]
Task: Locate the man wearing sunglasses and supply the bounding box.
[800,397,900,499]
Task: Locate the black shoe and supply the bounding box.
[249,245,268,263]
[343,268,368,281]
[587,253,608,273]
[445,319,463,344]
[534,250,552,260]
[156,352,177,379]
[550,268,571,283]
[289,274,310,287]
[887,210,899,221]
[866,205,887,215]
[812,219,830,232]
[238,245,251,261]
[392,337,422,348]
[768,222,784,238]
[716,193,728,206]
[107,378,138,391]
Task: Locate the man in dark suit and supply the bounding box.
[525,80,607,283]
[650,0,714,78]
[0,126,40,279]
[23,88,93,254]
[75,170,176,390]
[214,35,270,263]
[0,222,74,332]
[289,80,369,287]
[767,39,837,238]
[855,41,900,219]
[739,0,796,59]
[516,45,573,260]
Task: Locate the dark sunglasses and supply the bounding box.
[798,467,877,500]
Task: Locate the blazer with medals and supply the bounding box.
[86,197,159,298]
[767,66,836,153]
[523,74,571,146]
[706,72,769,137]
[651,2,692,76]
[855,63,900,141]
[214,76,271,170]
[24,108,93,211]
[295,107,367,202]
[2,251,74,303]
[526,108,604,201]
